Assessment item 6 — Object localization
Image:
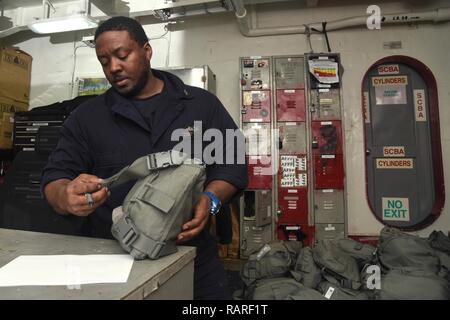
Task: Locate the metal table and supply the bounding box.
[0,228,195,300]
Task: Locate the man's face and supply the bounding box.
[95,30,152,97]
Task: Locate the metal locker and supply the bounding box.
[241,58,271,91]
[314,189,345,224]
[315,223,345,241]
[243,190,272,227]
[241,90,271,123]
[275,56,305,89]
[276,89,306,122]
[311,120,343,155]
[310,88,341,121]
[277,224,314,246]
[243,123,271,155]
[278,122,307,154]
[241,220,273,257]
[277,188,308,225]
[313,154,344,189]
[247,156,273,190]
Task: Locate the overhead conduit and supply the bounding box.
[230,0,450,36]
[1,0,450,39]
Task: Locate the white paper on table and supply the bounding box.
[0,255,134,287]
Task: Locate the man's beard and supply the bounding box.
[118,68,150,98]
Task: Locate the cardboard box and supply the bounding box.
[0,47,32,103]
[0,96,28,149]
[0,112,14,149]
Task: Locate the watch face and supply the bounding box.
[211,203,219,215]
[205,191,221,215]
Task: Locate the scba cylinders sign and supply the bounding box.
[382,197,410,221]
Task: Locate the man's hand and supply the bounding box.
[176,180,237,243]
[177,193,211,243]
[45,174,110,216]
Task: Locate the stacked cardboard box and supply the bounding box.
[0,47,32,149]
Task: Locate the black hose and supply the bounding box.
[322,22,331,52]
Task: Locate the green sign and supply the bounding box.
[382,197,410,221]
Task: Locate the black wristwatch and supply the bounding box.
[203,191,222,215]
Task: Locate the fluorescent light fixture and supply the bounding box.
[28,15,98,34]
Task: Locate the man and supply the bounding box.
[42,16,247,299]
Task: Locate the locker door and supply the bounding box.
[275,56,304,89]
[314,189,345,224]
[311,121,343,155]
[310,88,341,121]
[278,122,307,154]
[246,156,273,189]
[242,190,272,227]
[313,154,344,189]
[278,188,308,224]
[242,91,271,123]
[241,58,271,90]
[243,123,271,156]
[362,56,444,230]
[276,89,306,122]
[277,224,314,246]
[315,223,345,241]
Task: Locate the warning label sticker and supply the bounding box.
[372,75,408,86]
[414,89,427,122]
[376,158,413,169]
[375,85,407,105]
[372,75,408,105]
[363,91,370,123]
[383,146,405,157]
[378,65,400,75]
[382,197,410,221]
[280,155,307,188]
[308,59,339,84]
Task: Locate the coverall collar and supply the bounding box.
[105,69,194,143]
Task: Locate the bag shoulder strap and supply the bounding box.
[101,150,192,188]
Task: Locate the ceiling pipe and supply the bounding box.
[1,1,450,39]
[231,0,450,37]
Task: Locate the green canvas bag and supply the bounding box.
[378,227,440,273]
[312,240,362,290]
[240,240,302,286]
[317,281,371,300]
[250,277,306,300]
[337,238,377,268]
[290,247,323,288]
[378,268,450,300]
[101,150,206,260]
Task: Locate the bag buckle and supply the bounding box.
[112,215,139,249]
[122,217,139,246]
[149,241,166,259]
[155,151,173,168]
[146,154,157,170]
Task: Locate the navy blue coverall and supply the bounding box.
[41,69,248,299]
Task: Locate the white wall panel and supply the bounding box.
[1,0,449,236]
